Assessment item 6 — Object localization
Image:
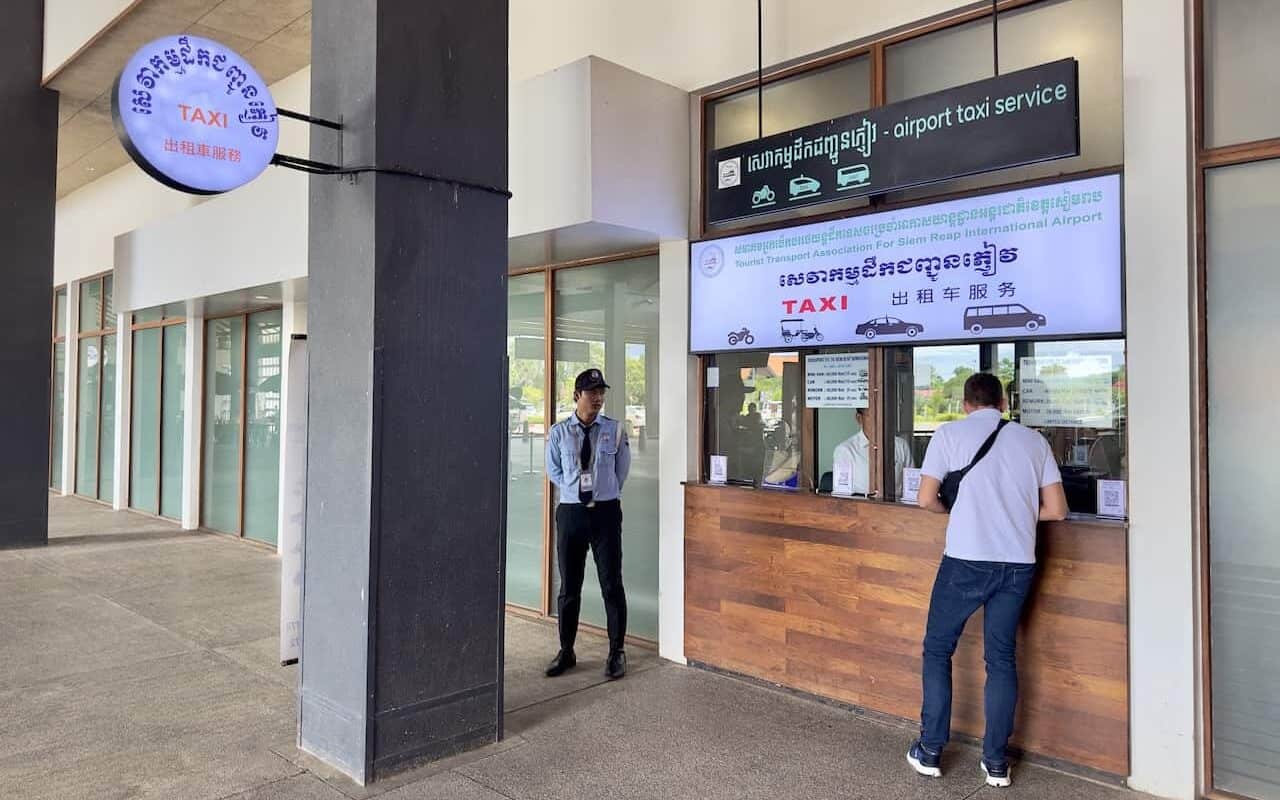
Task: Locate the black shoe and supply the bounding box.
[605,650,626,680]
[982,759,1012,788]
[545,650,576,677]
[907,739,942,778]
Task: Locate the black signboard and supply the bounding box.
[706,58,1080,225]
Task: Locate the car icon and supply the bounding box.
[963,303,1047,334]
[854,316,923,340]
[836,164,870,190]
[789,175,821,198]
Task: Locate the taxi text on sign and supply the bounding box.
[112,34,280,195]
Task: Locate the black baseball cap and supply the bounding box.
[574,368,610,391]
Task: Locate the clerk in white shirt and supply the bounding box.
[831,407,914,496]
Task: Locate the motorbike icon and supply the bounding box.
[727,327,755,346]
[751,185,776,207]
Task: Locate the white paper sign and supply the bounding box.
[1096,479,1127,518]
[805,352,870,408]
[709,455,728,484]
[832,460,853,496]
[279,337,307,666]
[1019,354,1115,428]
[689,174,1123,352]
[706,366,720,389]
[900,468,922,505]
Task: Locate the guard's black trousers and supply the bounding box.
[555,499,627,654]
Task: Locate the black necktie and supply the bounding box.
[579,423,594,504]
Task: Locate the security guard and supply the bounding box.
[544,368,631,680]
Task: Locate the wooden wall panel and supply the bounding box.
[684,484,1129,776]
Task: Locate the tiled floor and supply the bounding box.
[0,496,1148,800]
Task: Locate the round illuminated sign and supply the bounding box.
[111,35,279,195]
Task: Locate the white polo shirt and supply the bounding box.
[832,431,914,496]
[920,408,1062,564]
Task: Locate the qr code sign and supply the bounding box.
[1104,489,1120,507]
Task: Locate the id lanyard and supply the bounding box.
[577,422,596,501]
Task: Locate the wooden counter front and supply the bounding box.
[685,484,1128,776]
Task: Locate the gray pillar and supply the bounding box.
[0,1,58,549]
[300,0,509,784]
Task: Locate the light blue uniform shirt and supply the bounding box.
[546,413,630,504]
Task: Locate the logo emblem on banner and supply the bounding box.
[112,34,279,195]
[699,245,725,278]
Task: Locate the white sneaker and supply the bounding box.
[982,759,1012,788]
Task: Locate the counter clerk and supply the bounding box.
[545,368,631,681]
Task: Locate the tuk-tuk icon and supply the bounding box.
[780,318,824,344]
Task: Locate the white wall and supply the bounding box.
[1122,0,1198,797]
[43,0,135,79]
[509,0,962,89]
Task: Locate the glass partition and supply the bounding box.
[203,317,244,534]
[879,339,1125,513]
[50,342,66,490]
[243,310,282,544]
[507,273,547,610]
[1206,159,1280,800]
[160,324,186,520]
[552,257,660,640]
[98,334,117,503]
[704,351,803,488]
[75,337,102,497]
[130,328,162,515]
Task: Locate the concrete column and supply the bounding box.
[301,0,508,784]
[1122,1,1197,797]
[181,305,204,530]
[113,315,132,511]
[62,281,81,497]
[657,240,695,663]
[0,0,56,546]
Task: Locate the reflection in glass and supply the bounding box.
[75,337,101,497]
[552,257,660,639]
[79,280,102,332]
[203,318,244,534]
[244,310,282,544]
[706,351,802,488]
[98,335,117,503]
[103,276,115,325]
[160,324,186,520]
[55,289,68,339]
[887,341,1125,514]
[131,328,161,514]
[50,342,66,490]
[507,274,546,609]
[1206,160,1280,799]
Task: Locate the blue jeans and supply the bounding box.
[919,556,1036,767]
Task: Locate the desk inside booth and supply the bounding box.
[683,483,1129,776]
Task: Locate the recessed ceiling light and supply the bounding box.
[254,295,270,300]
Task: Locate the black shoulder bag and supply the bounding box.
[939,419,1009,511]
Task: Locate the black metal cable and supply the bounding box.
[271,154,512,199]
[757,0,764,140]
[992,0,1000,76]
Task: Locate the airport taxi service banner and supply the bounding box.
[706,59,1079,225]
[689,173,1122,353]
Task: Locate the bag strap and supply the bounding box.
[965,418,1009,472]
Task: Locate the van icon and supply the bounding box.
[963,303,1047,334]
[836,164,870,190]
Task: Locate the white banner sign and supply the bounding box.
[279,337,307,666]
[1018,354,1115,428]
[805,353,869,408]
[690,174,1122,352]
